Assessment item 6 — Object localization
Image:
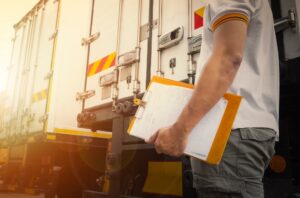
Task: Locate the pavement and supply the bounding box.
[0,193,45,198]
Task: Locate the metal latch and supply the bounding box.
[76,90,95,101]
[81,32,100,46]
[99,71,118,87]
[158,26,184,50]
[38,114,48,123]
[118,49,140,67]
[188,34,202,55]
[44,70,53,80]
[274,9,297,33]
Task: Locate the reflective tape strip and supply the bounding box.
[87,52,116,77]
[32,89,48,103]
[194,7,205,29]
[54,128,112,139]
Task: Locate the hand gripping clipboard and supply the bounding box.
[128,76,242,164]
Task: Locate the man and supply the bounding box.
[148,0,279,197]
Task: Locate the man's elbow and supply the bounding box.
[215,52,243,79]
[226,52,243,70]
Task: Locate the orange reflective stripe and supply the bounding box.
[95,55,109,74]
[102,52,116,71]
[87,52,116,77]
[211,13,249,31]
[88,60,101,77]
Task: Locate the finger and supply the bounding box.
[154,144,162,154]
[156,148,162,154]
[154,139,164,154]
[146,131,159,144]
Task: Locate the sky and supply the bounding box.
[0,0,39,92]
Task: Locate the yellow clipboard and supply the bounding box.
[128,76,242,164]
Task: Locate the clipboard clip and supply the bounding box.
[133,91,152,107]
[133,98,146,107]
[133,91,152,119]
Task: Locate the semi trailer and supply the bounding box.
[0,0,300,197]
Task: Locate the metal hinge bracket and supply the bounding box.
[38,114,48,123]
[76,90,95,101]
[44,70,53,80]
[49,29,58,40]
[81,32,100,46]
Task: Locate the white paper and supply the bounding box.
[130,82,227,161]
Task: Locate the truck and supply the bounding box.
[0,0,299,197]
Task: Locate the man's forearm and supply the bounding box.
[175,55,241,135]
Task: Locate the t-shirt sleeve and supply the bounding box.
[208,0,257,31]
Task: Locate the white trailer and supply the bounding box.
[1,0,111,196]
[77,0,207,129]
[1,0,300,197]
[3,0,112,143]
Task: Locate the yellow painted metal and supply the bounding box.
[47,134,57,140]
[43,0,61,132]
[0,148,8,164]
[143,161,183,196]
[53,128,112,139]
[102,178,110,193]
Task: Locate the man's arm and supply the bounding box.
[176,20,248,135]
[148,20,248,156]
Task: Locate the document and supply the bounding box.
[128,76,241,164]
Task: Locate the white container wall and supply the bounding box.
[46,0,99,135]
[84,0,120,108]
[82,0,207,110]
[29,0,59,134]
[5,0,111,139]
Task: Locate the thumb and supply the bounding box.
[146,132,159,144]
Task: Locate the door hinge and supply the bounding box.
[38,114,48,123]
[81,32,100,46]
[49,29,58,40]
[76,90,95,101]
[44,70,53,80]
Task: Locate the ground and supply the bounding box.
[0,193,44,198]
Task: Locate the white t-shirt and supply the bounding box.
[196,0,280,136]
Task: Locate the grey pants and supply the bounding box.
[191,128,276,198]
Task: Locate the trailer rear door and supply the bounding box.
[29,0,60,134]
[84,0,120,109]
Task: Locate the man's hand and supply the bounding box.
[147,123,189,157]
